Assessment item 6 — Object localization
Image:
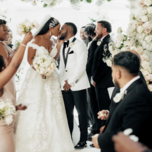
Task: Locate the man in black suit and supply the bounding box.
[92,20,114,127]
[85,24,101,140]
[92,51,152,152]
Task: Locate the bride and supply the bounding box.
[15,16,74,152]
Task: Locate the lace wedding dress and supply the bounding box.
[15,40,74,152]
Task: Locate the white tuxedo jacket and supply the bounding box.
[58,37,90,91]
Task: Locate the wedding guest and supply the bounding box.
[85,23,101,143]
[113,132,152,152]
[80,26,90,46]
[6,29,13,49]
[92,51,152,152]
[91,20,114,127]
[0,27,33,152]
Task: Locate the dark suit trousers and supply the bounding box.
[62,89,88,142]
[88,84,101,134]
[86,89,94,126]
[95,88,111,127]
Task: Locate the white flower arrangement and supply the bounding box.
[0,99,17,125]
[33,54,56,77]
[17,19,39,36]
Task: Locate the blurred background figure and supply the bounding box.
[80,26,91,46]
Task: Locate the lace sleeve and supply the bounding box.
[50,46,57,58]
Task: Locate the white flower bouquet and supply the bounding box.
[0,99,16,125]
[33,54,56,77]
[17,20,39,36]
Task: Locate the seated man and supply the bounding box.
[92,51,152,152]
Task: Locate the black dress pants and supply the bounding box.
[62,89,88,142]
[88,84,101,134]
[95,88,111,127]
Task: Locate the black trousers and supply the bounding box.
[95,88,111,127]
[62,89,88,142]
[88,84,101,134]
[86,89,94,126]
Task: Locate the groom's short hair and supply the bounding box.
[113,51,140,75]
[65,22,77,35]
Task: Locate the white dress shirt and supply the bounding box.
[120,76,140,93]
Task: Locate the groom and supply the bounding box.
[58,22,90,149]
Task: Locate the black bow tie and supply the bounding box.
[64,40,69,48]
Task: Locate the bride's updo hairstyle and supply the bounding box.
[36,17,59,36]
[0,55,5,72]
[0,19,7,26]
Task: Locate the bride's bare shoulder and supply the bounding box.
[32,36,42,44]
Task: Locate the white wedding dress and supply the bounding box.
[15,41,74,152]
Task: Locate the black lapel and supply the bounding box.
[62,44,66,66]
[65,37,76,67]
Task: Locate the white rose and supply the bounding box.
[130,21,138,30]
[130,13,135,20]
[32,20,39,28]
[136,46,144,55]
[24,21,32,28]
[4,115,13,125]
[142,61,149,69]
[130,46,137,52]
[144,26,151,34]
[51,63,56,70]
[124,41,130,47]
[113,93,123,103]
[144,0,152,6]
[137,26,144,33]
[147,74,152,81]
[116,42,121,48]
[148,84,152,91]
[44,61,51,67]
[147,7,152,14]
[141,54,149,61]
[141,9,148,15]
[116,34,123,42]
[141,15,148,22]
[117,27,122,34]
[145,35,152,43]
[121,47,128,52]
[17,27,24,36]
[109,45,113,52]
[106,60,112,67]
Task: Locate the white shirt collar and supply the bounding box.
[100,34,108,41]
[68,36,75,43]
[120,76,140,93]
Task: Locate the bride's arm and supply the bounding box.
[0,32,33,89]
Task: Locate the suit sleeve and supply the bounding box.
[68,43,88,85]
[93,42,110,83]
[98,97,151,150]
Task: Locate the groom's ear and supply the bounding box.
[67,26,73,34]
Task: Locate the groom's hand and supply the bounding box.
[63,80,71,91]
